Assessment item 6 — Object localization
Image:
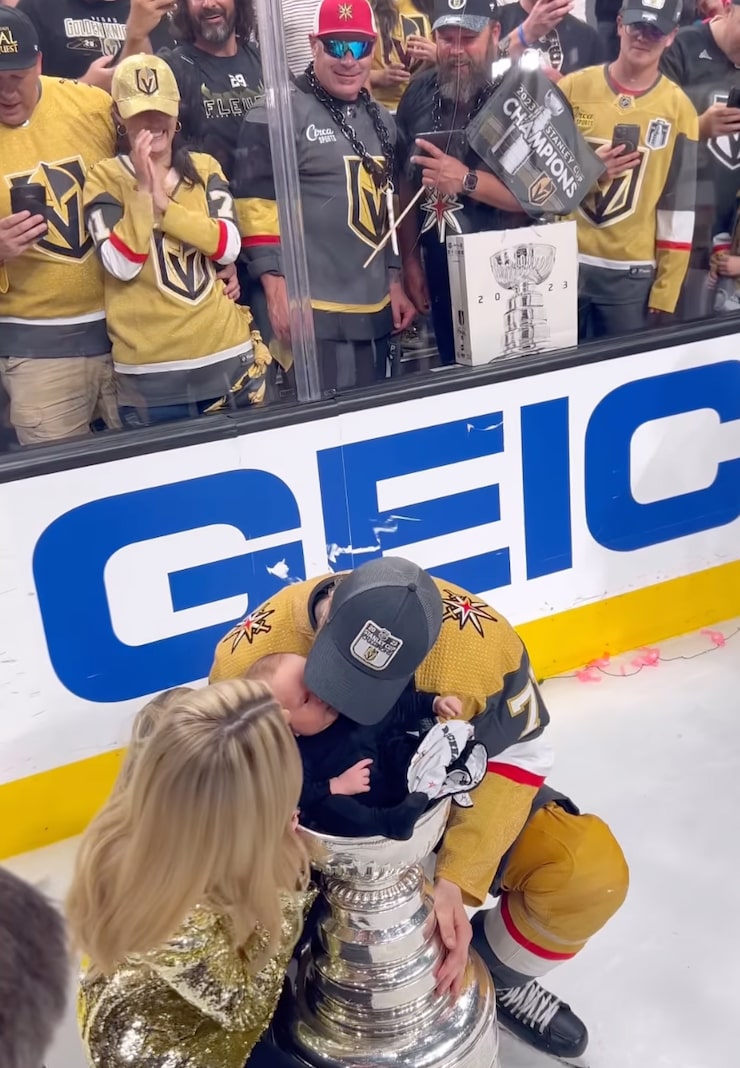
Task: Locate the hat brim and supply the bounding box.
[116,96,180,120]
[621,10,675,35]
[305,628,410,727]
[432,15,493,32]
[0,54,38,72]
[315,30,377,40]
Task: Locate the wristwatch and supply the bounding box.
[462,170,479,194]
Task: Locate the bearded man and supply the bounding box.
[396,0,528,365]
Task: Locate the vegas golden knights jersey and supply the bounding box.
[84,153,262,407]
[559,66,698,314]
[232,76,398,342]
[371,0,432,112]
[211,574,553,905]
[0,78,114,358]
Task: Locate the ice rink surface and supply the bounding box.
[5,618,739,1068]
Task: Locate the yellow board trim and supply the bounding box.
[1,558,738,860]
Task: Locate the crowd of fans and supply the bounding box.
[0,0,738,447]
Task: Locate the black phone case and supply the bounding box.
[10,185,47,219]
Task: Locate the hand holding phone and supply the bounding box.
[727,86,740,111]
[611,124,641,155]
[10,183,47,221]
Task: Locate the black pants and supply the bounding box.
[578,263,654,341]
[424,244,457,366]
[317,336,390,395]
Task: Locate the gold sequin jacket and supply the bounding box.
[78,891,315,1067]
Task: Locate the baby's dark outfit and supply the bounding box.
[297,682,436,839]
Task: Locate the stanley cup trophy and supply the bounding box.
[491,243,556,357]
[279,800,499,1068]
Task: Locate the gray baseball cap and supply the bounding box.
[433,0,499,34]
[305,557,443,726]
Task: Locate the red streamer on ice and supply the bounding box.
[701,629,727,648]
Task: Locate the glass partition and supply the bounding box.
[1,0,738,451]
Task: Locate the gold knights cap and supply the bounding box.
[112,54,180,120]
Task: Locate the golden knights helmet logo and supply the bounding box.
[153,233,213,304]
[135,65,159,95]
[8,158,93,262]
[344,155,388,249]
[579,140,647,227]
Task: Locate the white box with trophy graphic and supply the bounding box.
[446,220,578,367]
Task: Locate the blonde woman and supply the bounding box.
[66,680,312,1068]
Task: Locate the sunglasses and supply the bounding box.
[322,38,374,60]
[624,21,667,42]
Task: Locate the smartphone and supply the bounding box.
[416,129,467,153]
[611,123,641,154]
[727,86,740,110]
[10,183,47,219]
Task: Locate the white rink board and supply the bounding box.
[0,335,738,784]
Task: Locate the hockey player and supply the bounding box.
[395,0,528,366]
[558,0,699,338]
[210,558,629,1061]
[232,0,416,394]
[660,0,740,317]
[0,6,120,446]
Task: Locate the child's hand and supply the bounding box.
[433,695,463,721]
[330,758,373,796]
[714,253,740,278]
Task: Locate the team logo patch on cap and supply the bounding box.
[643,0,666,7]
[135,66,159,95]
[350,619,403,670]
[448,0,467,9]
[338,3,354,18]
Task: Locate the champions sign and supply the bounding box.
[466,63,604,216]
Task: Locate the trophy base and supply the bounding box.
[280,943,499,1068]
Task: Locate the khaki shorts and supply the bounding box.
[0,354,121,447]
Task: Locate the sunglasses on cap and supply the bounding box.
[624,21,667,42]
[322,38,374,60]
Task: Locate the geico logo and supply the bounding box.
[32,361,740,703]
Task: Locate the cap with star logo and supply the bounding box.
[620,0,683,36]
[305,556,443,726]
[432,0,500,34]
[313,0,378,39]
[0,7,40,72]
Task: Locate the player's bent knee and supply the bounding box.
[568,814,629,917]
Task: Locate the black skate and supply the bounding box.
[496,979,589,1062]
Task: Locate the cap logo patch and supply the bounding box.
[0,27,19,54]
[135,66,159,95]
[448,0,467,9]
[338,3,354,19]
[350,619,403,671]
[643,0,666,8]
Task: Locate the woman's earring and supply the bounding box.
[175,120,182,132]
[116,123,126,136]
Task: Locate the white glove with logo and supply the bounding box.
[406,722,488,808]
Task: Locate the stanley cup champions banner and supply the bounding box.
[467,63,604,216]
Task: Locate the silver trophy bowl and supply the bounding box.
[490,243,556,357]
[278,800,499,1067]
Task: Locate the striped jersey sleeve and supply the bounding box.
[652,108,698,313]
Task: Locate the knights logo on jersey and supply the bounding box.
[153,233,213,304]
[7,158,93,263]
[344,156,387,249]
[646,118,671,150]
[579,141,647,227]
[708,91,740,171]
[388,14,427,68]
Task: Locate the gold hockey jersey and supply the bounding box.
[0,77,114,358]
[559,66,698,314]
[84,153,264,406]
[211,574,553,905]
[371,0,432,113]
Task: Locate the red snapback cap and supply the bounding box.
[313,0,378,38]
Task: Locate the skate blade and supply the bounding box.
[499,1023,591,1068]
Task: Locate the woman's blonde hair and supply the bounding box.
[66,679,307,975]
[113,686,194,794]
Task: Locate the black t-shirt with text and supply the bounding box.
[661,23,740,239]
[497,4,604,75]
[16,0,174,80]
[159,43,264,179]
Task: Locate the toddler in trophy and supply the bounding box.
[246,651,487,840]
